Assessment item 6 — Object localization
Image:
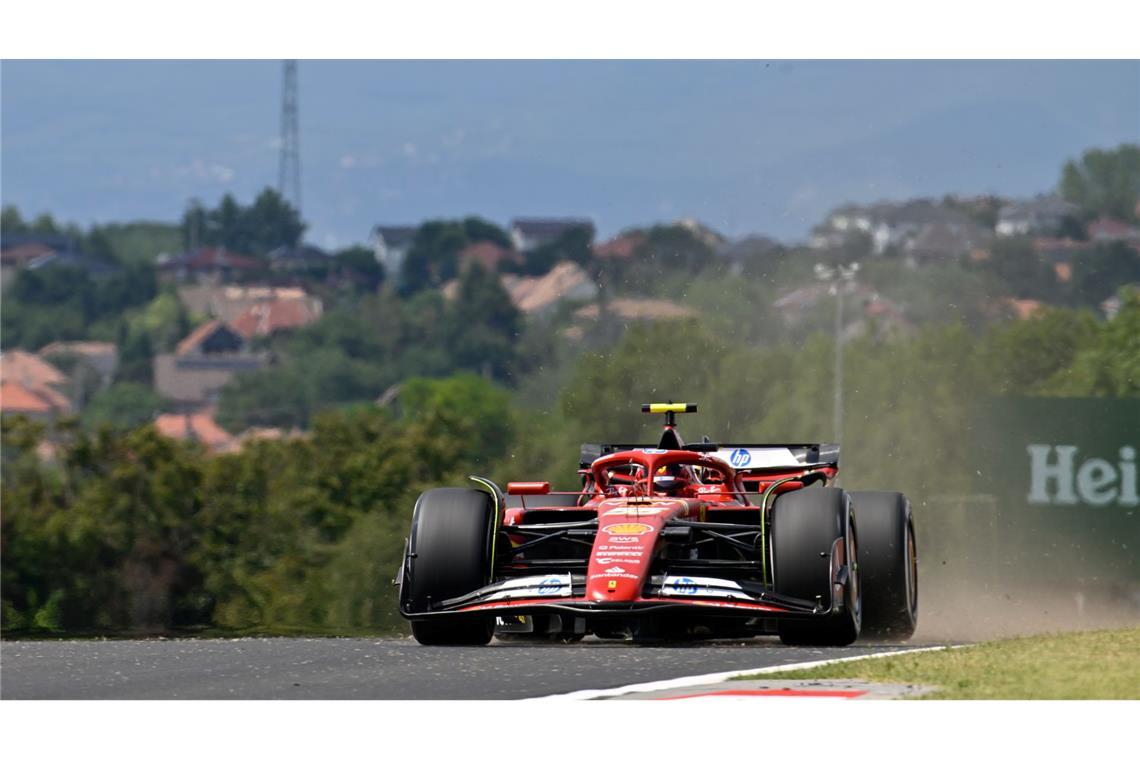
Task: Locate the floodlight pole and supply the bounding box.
[814,262,860,447]
[833,274,844,446]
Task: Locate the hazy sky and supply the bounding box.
[2,60,1137,249]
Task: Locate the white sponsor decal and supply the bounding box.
[659,575,752,600]
[595,550,644,557]
[590,573,639,581]
[606,535,641,543]
[605,506,668,516]
[537,577,565,595]
[668,576,698,595]
[707,447,800,469]
[597,556,644,565]
[484,574,573,601]
[1027,445,1138,509]
[605,566,627,574]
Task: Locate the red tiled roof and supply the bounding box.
[219,426,307,454]
[39,341,118,359]
[175,319,242,356]
[1,350,68,389]
[501,262,597,313]
[1007,298,1045,320]
[458,241,521,272]
[0,380,55,415]
[154,412,234,450]
[1088,217,1140,240]
[1033,238,1092,253]
[35,383,72,413]
[575,297,698,321]
[0,243,57,267]
[161,247,264,271]
[593,232,645,259]
[228,299,319,339]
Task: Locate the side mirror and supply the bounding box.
[506,481,551,495]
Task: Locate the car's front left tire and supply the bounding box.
[770,487,861,646]
[402,487,495,646]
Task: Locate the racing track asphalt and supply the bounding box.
[0,636,931,699]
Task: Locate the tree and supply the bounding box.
[81,383,166,430]
[178,188,305,255]
[1067,241,1140,308]
[462,216,511,248]
[516,226,594,276]
[400,220,468,294]
[243,188,306,252]
[637,224,715,273]
[980,308,1098,395]
[560,320,728,442]
[117,327,155,386]
[29,213,62,235]
[401,374,514,467]
[1060,143,1140,222]
[333,245,385,292]
[976,236,1060,301]
[1043,288,1140,397]
[1,267,96,349]
[1,204,28,236]
[85,222,182,266]
[443,263,523,381]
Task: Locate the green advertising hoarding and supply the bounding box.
[973,397,1138,586]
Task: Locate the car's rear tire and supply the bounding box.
[771,487,860,647]
[403,487,495,646]
[849,491,918,641]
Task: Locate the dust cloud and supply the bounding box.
[913,579,1140,643]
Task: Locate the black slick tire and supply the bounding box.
[849,491,918,641]
[403,487,495,646]
[771,487,861,647]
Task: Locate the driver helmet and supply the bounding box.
[654,464,689,495]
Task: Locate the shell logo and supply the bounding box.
[603,523,654,536]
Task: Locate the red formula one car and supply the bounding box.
[396,403,918,646]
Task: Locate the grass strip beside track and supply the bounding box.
[737,627,1140,699]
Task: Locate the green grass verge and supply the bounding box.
[738,627,1140,699]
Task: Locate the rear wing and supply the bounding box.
[579,442,839,472]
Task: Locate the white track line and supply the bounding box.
[525,645,964,701]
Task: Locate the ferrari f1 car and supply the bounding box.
[396,403,918,646]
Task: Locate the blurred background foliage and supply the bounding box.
[3,143,1139,636]
[4,292,1138,635]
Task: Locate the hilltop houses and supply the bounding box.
[371,225,418,280]
[153,320,267,411]
[810,199,992,260]
[509,218,595,252]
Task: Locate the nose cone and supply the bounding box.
[584,498,686,601]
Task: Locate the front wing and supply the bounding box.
[399,572,842,622]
